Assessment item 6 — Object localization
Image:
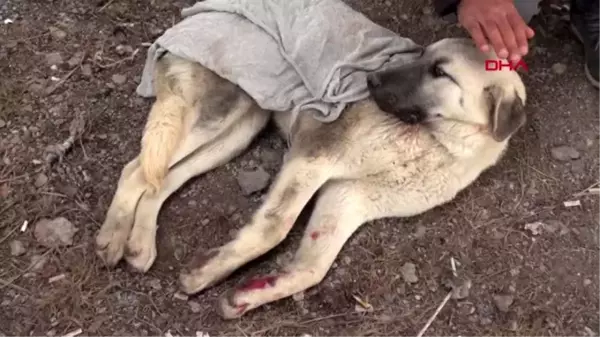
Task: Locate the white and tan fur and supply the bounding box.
[95,38,527,319]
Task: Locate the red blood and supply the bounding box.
[235,303,249,315]
[238,275,278,291]
[310,231,320,240]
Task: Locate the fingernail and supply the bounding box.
[498,49,508,58]
[520,46,528,54]
[480,44,490,52]
[510,55,520,61]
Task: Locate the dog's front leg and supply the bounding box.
[179,155,338,295]
[217,179,372,319]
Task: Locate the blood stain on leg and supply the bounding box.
[238,275,278,291]
[235,302,249,315]
[310,231,320,240]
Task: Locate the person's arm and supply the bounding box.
[432,0,460,17]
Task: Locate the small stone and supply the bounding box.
[173,292,189,301]
[115,44,134,56]
[414,225,427,238]
[480,317,492,325]
[236,166,271,195]
[34,217,78,247]
[67,52,84,67]
[188,300,201,313]
[342,256,352,265]
[399,262,419,283]
[9,240,26,256]
[449,278,472,299]
[584,326,597,336]
[45,52,63,66]
[147,278,162,290]
[260,148,281,169]
[583,279,592,286]
[49,27,67,40]
[292,291,305,301]
[81,64,93,77]
[493,294,514,312]
[550,145,580,161]
[551,62,567,75]
[34,173,48,188]
[509,320,519,331]
[0,119,5,128]
[30,254,48,271]
[422,6,433,15]
[112,74,127,85]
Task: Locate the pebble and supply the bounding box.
[45,52,63,66]
[173,292,189,301]
[493,294,514,312]
[551,62,567,75]
[147,278,162,290]
[34,173,48,187]
[81,64,93,77]
[583,279,592,286]
[30,254,48,271]
[116,44,134,56]
[112,74,127,85]
[414,225,427,238]
[9,240,26,256]
[259,148,281,169]
[550,145,580,161]
[34,217,78,247]
[292,291,305,301]
[0,119,5,128]
[188,300,201,313]
[49,26,67,40]
[399,262,419,283]
[67,52,84,67]
[236,166,271,195]
[583,326,597,336]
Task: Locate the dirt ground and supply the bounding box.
[0,0,598,336]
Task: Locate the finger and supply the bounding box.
[525,26,535,38]
[464,21,490,52]
[481,19,508,58]
[494,15,520,60]
[507,12,529,56]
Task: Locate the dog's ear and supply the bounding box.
[486,85,526,142]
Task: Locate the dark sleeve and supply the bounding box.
[432,0,461,16]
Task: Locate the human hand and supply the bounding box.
[457,0,535,61]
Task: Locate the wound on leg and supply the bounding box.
[238,275,278,291]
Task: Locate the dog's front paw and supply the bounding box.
[124,228,157,272]
[95,213,134,267]
[218,289,252,319]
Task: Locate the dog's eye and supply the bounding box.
[431,64,446,78]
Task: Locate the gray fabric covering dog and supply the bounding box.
[137,0,422,123]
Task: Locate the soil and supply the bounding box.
[0,0,598,336]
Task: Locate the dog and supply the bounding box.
[95,37,527,319]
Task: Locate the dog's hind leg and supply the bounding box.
[95,157,147,267]
[123,105,270,272]
[96,55,257,268]
[217,179,373,318]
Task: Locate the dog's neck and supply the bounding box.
[428,120,507,161]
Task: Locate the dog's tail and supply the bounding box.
[139,93,187,194]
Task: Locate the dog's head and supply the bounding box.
[367,37,527,144]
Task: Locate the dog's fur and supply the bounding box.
[95,37,527,319]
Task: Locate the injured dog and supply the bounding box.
[95,37,527,319]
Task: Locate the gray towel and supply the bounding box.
[137,0,422,123]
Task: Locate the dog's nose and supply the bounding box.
[366,74,381,88]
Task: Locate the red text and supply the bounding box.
[485,59,529,72]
